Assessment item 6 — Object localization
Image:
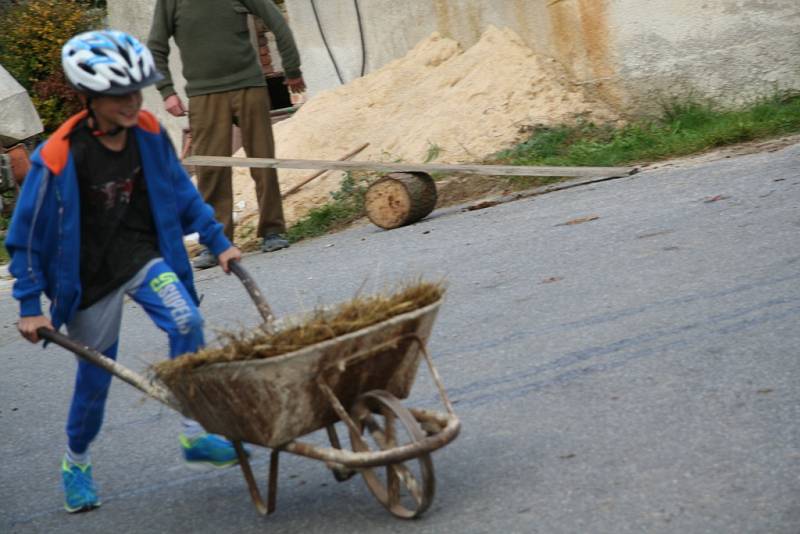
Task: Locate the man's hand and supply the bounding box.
[18,315,54,344]
[164,94,187,117]
[217,246,243,274]
[284,76,306,94]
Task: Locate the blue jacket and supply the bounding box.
[5,110,231,329]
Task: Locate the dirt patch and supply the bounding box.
[434,175,511,207]
[636,134,800,173]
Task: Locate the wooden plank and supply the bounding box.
[281,143,370,198]
[184,155,635,178]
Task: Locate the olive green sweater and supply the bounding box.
[147,0,302,99]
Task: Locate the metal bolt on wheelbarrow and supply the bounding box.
[39,260,460,519]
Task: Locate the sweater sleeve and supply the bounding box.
[243,0,303,78]
[147,0,177,99]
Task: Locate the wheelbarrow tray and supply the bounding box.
[163,299,442,448]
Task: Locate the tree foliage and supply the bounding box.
[0,0,103,132]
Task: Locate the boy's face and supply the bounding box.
[90,91,143,130]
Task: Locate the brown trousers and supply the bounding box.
[189,86,285,240]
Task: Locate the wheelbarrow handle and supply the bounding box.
[36,327,181,411]
[229,259,274,328]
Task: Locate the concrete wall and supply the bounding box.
[285,0,800,115]
[108,1,292,147]
[108,1,189,147]
[0,65,43,145]
[109,0,800,138]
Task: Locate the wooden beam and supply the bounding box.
[281,143,370,198]
[183,155,636,178]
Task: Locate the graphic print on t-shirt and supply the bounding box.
[86,166,140,212]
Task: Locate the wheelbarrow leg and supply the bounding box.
[234,441,280,516]
[325,425,356,482]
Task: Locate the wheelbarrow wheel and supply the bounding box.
[348,390,435,519]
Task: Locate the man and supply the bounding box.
[148,0,306,269]
[6,30,244,513]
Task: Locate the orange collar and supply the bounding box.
[40,109,161,174]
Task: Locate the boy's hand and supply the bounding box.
[164,94,187,117]
[217,246,243,274]
[18,315,54,343]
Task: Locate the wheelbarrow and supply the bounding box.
[38,261,460,519]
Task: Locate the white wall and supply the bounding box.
[285,0,800,114]
[608,0,800,110]
[109,0,800,129]
[0,65,43,144]
[108,1,189,148]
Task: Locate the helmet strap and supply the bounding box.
[86,96,126,138]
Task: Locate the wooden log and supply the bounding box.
[365,172,437,229]
[184,155,635,178]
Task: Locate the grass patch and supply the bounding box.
[286,172,371,243]
[494,92,800,168]
[0,238,8,264]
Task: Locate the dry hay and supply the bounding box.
[152,280,445,383]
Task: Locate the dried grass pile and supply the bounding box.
[152,281,444,383]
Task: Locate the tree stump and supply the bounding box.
[365,172,437,229]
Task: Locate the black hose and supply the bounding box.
[354,0,366,77]
[310,0,344,84]
[310,0,367,83]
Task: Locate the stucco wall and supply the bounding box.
[607,1,800,110]
[109,0,800,138]
[108,1,189,147]
[285,0,800,115]
[0,65,43,145]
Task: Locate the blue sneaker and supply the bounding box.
[61,456,100,513]
[180,433,242,468]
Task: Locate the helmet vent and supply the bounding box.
[118,46,132,66]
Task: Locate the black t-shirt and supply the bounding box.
[71,121,160,309]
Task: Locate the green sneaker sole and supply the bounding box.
[183,457,239,469]
[64,500,101,514]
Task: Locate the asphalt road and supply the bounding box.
[2,142,799,533]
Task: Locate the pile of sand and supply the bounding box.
[231,25,615,233]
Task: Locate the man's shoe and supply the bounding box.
[261,234,289,253]
[180,433,242,468]
[192,248,218,270]
[62,456,101,513]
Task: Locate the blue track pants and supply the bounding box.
[65,259,203,453]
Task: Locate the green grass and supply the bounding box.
[424,142,442,163]
[495,92,800,168]
[286,172,370,243]
[0,239,8,264]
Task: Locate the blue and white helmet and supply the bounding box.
[62,29,163,95]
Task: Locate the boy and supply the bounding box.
[6,30,243,513]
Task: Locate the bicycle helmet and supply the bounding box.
[62,29,163,96]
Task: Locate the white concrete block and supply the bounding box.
[0,65,43,144]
